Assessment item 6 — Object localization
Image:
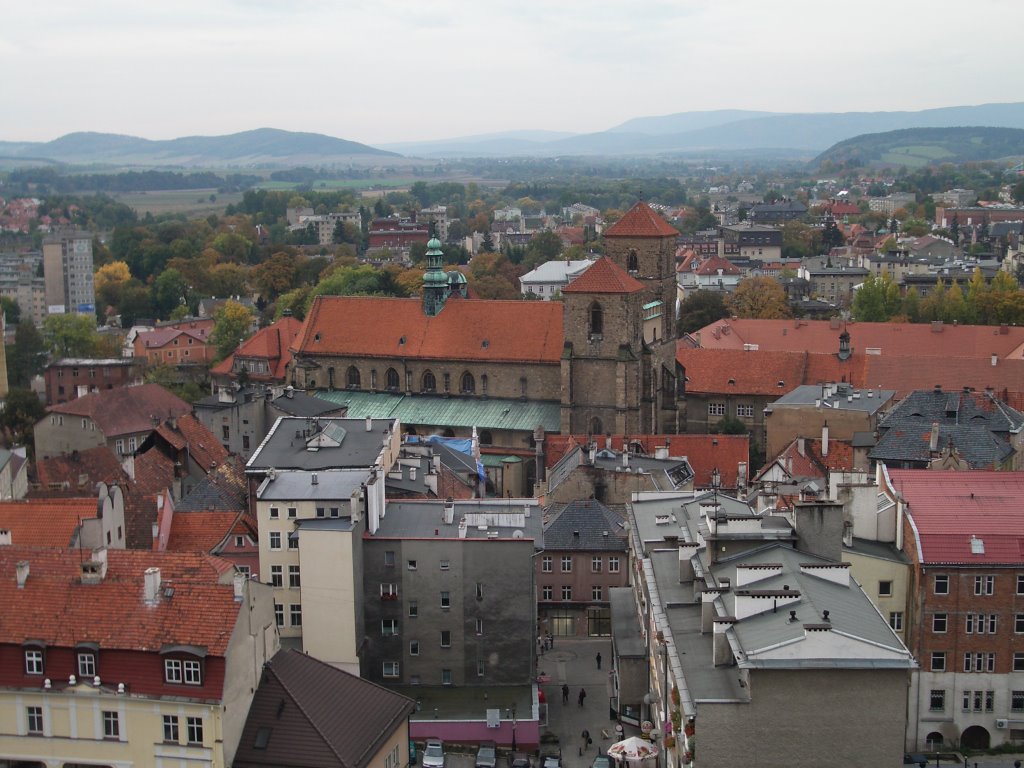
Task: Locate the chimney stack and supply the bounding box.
[365,416,372,432]
[822,422,829,456]
[233,571,245,602]
[144,567,161,605]
[929,422,940,452]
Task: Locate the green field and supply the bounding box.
[254,178,418,192]
[110,188,244,217]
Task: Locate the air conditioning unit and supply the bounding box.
[995,718,1008,729]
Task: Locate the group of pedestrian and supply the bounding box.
[537,633,554,655]
[560,683,587,707]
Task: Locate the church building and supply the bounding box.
[286,201,681,438]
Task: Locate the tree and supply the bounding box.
[480,231,495,253]
[678,291,729,334]
[252,252,298,300]
[711,415,748,435]
[726,277,791,319]
[7,321,46,388]
[0,389,45,451]
[852,272,900,322]
[94,261,132,293]
[152,268,189,319]
[0,296,20,326]
[949,214,960,246]
[821,218,845,252]
[42,314,101,357]
[209,300,255,361]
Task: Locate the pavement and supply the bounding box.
[535,635,620,768]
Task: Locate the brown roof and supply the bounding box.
[233,649,415,768]
[544,433,750,489]
[561,256,645,294]
[295,296,564,363]
[678,348,811,396]
[694,255,740,276]
[34,446,128,492]
[0,498,98,547]
[154,414,229,474]
[166,510,251,553]
[696,318,1024,360]
[604,201,679,238]
[211,315,303,379]
[48,384,191,437]
[0,546,242,657]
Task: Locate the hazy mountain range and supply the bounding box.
[1,103,1023,167]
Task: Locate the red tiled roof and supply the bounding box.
[604,201,680,238]
[0,499,98,547]
[166,510,247,553]
[0,547,243,655]
[760,438,854,480]
[138,327,210,349]
[696,318,1024,361]
[544,433,749,489]
[133,448,175,496]
[888,469,1024,564]
[48,384,191,438]
[694,255,740,276]
[154,415,229,474]
[34,447,127,492]
[211,315,303,379]
[561,257,644,294]
[295,296,564,363]
[677,348,811,395]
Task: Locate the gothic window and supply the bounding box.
[479,430,493,445]
[590,417,603,437]
[346,366,361,389]
[627,250,639,273]
[327,367,335,389]
[589,302,604,337]
[385,367,400,390]
[480,374,488,395]
[422,371,436,392]
[460,372,475,394]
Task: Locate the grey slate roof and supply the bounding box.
[247,417,396,472]
[271,391,347,418]
[175,460,248,512]
[879,388,1024,433]
[373,499,543,543]
[543,499,628,551]
[869,423,1013,468]
[233,648,415,768]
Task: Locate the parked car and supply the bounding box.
[423,739,445,768]
[475,741,497,768]
[541,748,562,768]
[510,752,531,768]
[903,756,927,767]
[591,756,611,768]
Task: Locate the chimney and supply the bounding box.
[365,416,372,432]
[233,571,246,602]
[311,473,318,485]
[821,422,829,456]
[410,466,418,482]
[144,567,161,605]
[929,422,940,452]
[605,435,612,450]
[991,353,998,367]
[81,548,108,584]
[16,560,29,588]
[0,529,11,546]
[797,437,805,456]
[622,452,629,469]
[443,498,455,525]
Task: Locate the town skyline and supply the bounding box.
[4,0,1024,145]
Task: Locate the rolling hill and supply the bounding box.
[0,128,400,167]
[812,126,1024,168]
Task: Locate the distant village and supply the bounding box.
[2,167,1024,767]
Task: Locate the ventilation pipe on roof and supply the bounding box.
[991,354,998,367]
[366,416,373,432]
[822,422,829,456]
[929,422,940,453]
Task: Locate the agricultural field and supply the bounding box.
[110,188,244,217]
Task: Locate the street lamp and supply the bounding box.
[509,705,517,751]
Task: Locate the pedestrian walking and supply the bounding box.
[596,652,602,670]
[562,683,569,704]
[547,632,554,649]
[538,636,544,656]
[578,687,587,707]
[579,729,591,756]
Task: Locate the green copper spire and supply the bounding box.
[422,237,447,316]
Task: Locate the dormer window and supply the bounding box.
[24,648,44,675]
[164,656,203,686]
[76,644,98,677]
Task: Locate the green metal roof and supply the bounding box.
[315,391,560,432]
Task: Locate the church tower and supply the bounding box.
[592,201,681,433]
[560,256,650,436]
[422,237,448,317]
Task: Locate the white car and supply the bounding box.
[423,739,445,768]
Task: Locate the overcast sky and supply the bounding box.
[3,0,1022,145]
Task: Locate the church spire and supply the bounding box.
[422,236,448,316]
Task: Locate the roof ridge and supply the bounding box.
[268,657,346,762]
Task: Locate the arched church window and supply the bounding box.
[627,250,639,273]
[422,371,436,392]
[385,367,400,390]
[346,366,360,389]
[590,417,603,436]
[460,372,475,394]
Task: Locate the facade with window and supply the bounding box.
[888,470,1024,751]
[0,545,279,767]
[360,498,542,689]
[535,499,630,637]
[43,357,142,406]
[250,416,401,675]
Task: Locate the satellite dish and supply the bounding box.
[512,530,524,539]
